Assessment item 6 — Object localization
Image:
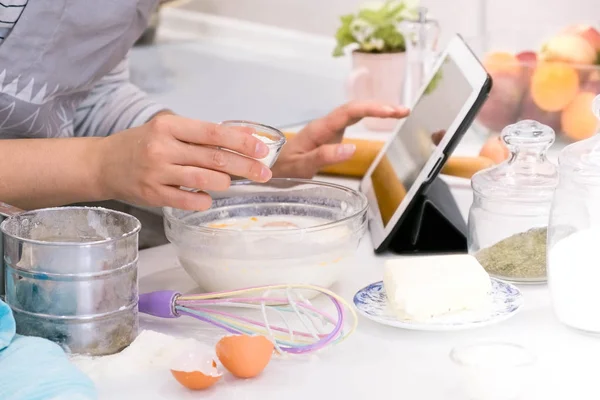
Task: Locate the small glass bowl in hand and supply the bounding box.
[219,120,286,168]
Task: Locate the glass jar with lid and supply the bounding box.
[468,120,559,283]
[548,95,600,333]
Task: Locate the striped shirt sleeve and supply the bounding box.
[73,54,169,138]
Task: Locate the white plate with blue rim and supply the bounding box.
[353,278,523,331]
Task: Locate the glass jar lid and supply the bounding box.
[558,95,600,175]
[471,120,559,201]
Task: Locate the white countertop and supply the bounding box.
[93,174,600,400]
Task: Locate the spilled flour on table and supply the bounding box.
[70,330,211,383]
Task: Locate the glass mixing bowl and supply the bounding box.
[163,179,368,294]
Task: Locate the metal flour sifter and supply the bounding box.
[0,202,141,356]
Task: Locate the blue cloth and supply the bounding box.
[0,299,97,400]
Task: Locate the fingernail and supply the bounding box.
[337,143,356,158]
[260,166,272,181]
[255,141,269,158]
[383,106,396,113]
[397,106,409,113]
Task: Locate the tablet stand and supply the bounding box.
[386,177,468,254]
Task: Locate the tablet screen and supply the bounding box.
[370,55,473,227]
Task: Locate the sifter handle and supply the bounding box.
[0,202,23,218]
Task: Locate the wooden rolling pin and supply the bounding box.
[283,133,493,180]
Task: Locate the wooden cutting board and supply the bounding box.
[283,133,493,180]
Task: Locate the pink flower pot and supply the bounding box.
[346,51,406,131]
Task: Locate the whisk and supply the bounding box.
[138,284,358,355]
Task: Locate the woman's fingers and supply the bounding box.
[163,165,232,192]
[108,114,277,210]
[152,115,269,159]
[276,143,356,178]
[160,186,214,211]
[175,142,272,182]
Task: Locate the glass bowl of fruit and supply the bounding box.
[475,25,600,145]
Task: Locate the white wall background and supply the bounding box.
[182,0,598,54]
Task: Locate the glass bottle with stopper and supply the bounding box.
[468,120,559,284]
[397,6,440,107]
[548,95,600,333]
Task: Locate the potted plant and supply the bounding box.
[333,0,418,131]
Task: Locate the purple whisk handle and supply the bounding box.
[139,290,181,318]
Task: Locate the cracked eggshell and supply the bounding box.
[169,344,222,390]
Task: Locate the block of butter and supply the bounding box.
[383,254,492,322]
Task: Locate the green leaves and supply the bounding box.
[332,0,419,57]
[373,24,405,52]
[333,14,356,57]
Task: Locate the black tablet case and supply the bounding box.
[385,177,468,254]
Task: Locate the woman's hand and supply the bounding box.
[96,114,272,210]
[272,101,409,178]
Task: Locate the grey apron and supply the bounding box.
[0,0,159,295]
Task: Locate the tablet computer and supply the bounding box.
[360,34,491,253]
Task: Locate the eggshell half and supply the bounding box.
[171,364,222,390]
[216,335,274,379]
[169,344,222,390]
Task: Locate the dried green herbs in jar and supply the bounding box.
[475,227,547,280]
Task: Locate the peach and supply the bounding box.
[561,92,599,141]
[540,34,597,65]
[477,74,524,132]
[518,91,562,133]
[516,51,537,64]
[479,135,510,164]
[562,24,600,52]
[483,51,522,77]
[516,51,537,83]
[582,69,600,92]
[530,62,580,112]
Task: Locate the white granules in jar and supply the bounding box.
[252,133,281,167]
[548,228,600,332]
[252,133,276,144]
